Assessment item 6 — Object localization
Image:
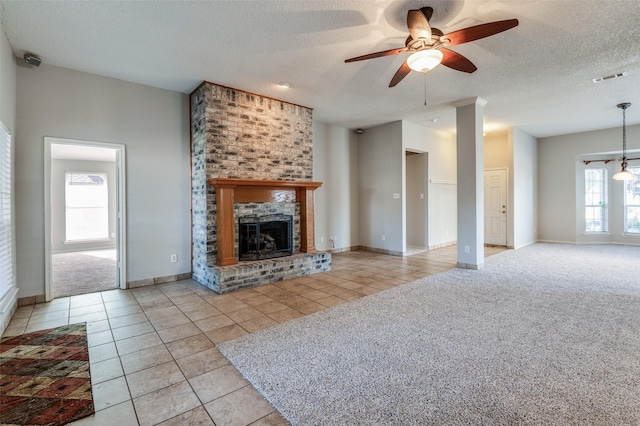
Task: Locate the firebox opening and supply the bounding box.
[238,214,293,261]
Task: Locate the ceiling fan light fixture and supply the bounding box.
[407,49,443,73]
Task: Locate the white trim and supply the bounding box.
[452,97,488,108]
[536,239,575,244]
[429,179,457,185]
[116,147,127,290]
[44,141,52,301]
[63,238,112,245]
[538,239,640,246]
[0,122,10,138]
[0,287,18,314]
[44,137,127,301]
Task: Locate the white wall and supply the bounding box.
[50,159,117,253]
[358,121,403,253]
[0,7,18,334]
[479,127,538,249]
[312,122,359,251]
[319,120,456,255]
[509,128,538,248]
[402,121,457,249]
[484,130,512,246]
[538,125,640,243]
[15,64,191,298]
[0,11,15,129]
[484,130,509,170]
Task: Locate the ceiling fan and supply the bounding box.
[345,7,518,87]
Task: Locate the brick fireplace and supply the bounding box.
[190,82,331,293]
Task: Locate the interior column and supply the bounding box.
[455,97,486,269]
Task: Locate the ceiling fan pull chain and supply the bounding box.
[424,72,427,106]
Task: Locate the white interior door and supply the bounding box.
[484,168,507,246]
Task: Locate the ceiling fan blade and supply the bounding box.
[440,48,477,73]
[443,19,519,46]
[389,61,412,87]
[345,47,407,63]
[407,9,432,40]
[420,7,433,21]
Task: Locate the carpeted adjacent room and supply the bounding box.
[219,243,640,425]
[51,250,117,299]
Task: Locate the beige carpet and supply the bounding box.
[52,250,117,299]
[220,243,640,425]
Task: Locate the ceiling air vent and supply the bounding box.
[592,72,626,83]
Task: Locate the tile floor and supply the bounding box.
[3,245,506,426]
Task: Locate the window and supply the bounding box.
[624,167,640,234]
[65,172,109,242]
[585,168,608,232]
[0,122,13,301]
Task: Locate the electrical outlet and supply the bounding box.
[170,254,178,263]
[382,234,386,241]
[320,236,325,243]
[333,235,337,242]
[464,246,470,253]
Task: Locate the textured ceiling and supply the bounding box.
[2,0,640,137]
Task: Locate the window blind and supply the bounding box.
[65,172,109,242]
[0,122,13,301]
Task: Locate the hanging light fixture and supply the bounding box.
[612,102,637,181]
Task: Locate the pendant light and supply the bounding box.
[612,102,637,181]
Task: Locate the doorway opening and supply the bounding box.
[44,138,127,301]
[405,151,428,255]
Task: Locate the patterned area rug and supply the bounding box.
[0,323,94,425]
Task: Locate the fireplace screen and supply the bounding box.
[238,214,293,261]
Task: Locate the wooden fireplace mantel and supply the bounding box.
[208,178,323,266]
